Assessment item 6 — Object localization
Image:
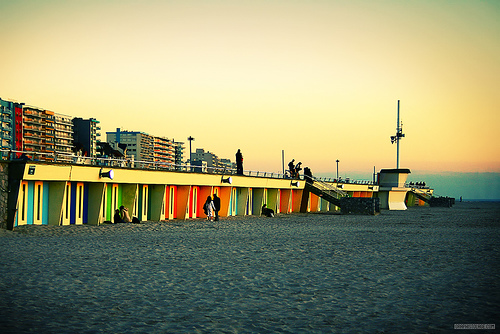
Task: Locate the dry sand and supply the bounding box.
[0,202,499,333]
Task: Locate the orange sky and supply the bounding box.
[1,0,499,176]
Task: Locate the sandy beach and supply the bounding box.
[1,201,499,333]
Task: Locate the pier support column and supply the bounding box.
[236,188,249,216]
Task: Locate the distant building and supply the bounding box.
[191,148,216,167]
[107,129,153,162]
[172,140,185,166]
[0,98,19,158]
[107,128,185,166]
[21,106,55,161]
[53,113,74,162]
[190,148,234,172]
[73,118,101,157]
[220,158,235,171]
[153,136,175,165]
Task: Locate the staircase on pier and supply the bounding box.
[411,187,432,203]
[303,176,380,214]
[303,176,347,208]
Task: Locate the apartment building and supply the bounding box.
[0,97,103,162]
[153,136,175,165]
[53,113,74,162]
[172,140,185,166]
[0,99,15,157]
[22,106,54,161]
[107,129,154,162]
[73,118,101,157]
[191,148,234,171]
[107,129,185,165]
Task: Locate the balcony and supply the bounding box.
[23,109,42,117]
[24,125,43,132]
[0,108,12,116]
[23,118,41,125]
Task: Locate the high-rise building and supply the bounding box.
[0,98,15,158]
[73,118,101,157]
[0,98,24,158]
[54,113,73,162]
[190,148,234,172]
[22,106,55,161]
[153,136,175,166]
[172,140,185,166]
[107,129,153,162]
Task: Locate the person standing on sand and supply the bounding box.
[236,149,243,175]
[213,193,221,221]
[204,196,216,221]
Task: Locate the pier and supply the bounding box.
[1,154,391,230]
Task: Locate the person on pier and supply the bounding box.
[304,167,313,183]
[288,159,295,178]
[294,162,302,179]
[236,149,243,175]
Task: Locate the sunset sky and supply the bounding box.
[1,0,499,192]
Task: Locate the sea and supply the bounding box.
[0,201,498,333]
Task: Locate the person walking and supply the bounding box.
[213,193,221,221]
[236,149,243,175]
[203,196,215,221]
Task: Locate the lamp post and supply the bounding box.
[187,136,194,166]
[336,159,340,180]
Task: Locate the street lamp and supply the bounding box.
[336,159,340,180]
[187,136,194,163]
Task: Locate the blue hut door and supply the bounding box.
[75,182,84,225]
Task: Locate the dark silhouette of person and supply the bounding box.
[288,159,295,178]
[304,167,313,183]
[236,149,243,175]
[119,205,132,223]
[113,209,123,224]
[294,162,302,178]
[204,195,215,220]
[213,193,221,221]
[261,204,275,217]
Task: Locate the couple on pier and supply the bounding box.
[288,159,302,179]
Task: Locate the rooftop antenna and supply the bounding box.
[390,100,405,169]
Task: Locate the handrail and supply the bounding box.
[0,148,374,184]
[304,175,347,197]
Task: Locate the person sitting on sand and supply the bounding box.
[261,204,275,217]
[113,209,124,224]
[119,205,132,223]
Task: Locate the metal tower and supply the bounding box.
[390,100,405,169]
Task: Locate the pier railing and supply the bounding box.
[0,149,375,184]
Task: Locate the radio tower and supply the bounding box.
[390,100,405,169]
